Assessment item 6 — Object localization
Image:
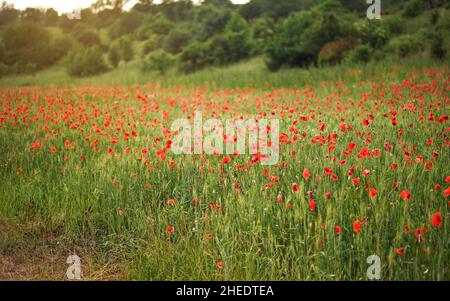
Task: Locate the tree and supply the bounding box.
[163,28,191,54]
[430,33,446,59]
[44,8,59,26]
[0,2,19,26]
[108,43,121,68]
[119,37,135,62]
[65,46,108,77]
[1,22,53,72]
[143,50,173,74]
[265,0,351,70]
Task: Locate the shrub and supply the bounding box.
[388,35,424,58]
[318,37,358,66]
[178,42,211,73]
[151,17,174,36]
[48,36,75,64]
[119,37,135,63]
[65,47,108,77]
[143,50,174,74]
[163,28,191,54]
[108,44,121,68]
[383,16,405,35]
[356,20,390,49]
[109,11,145,39]
[1,22,53,71]
[347,44,372,63]
[72,24,102,47]
[430,33,446,59]
[208,31,254,66]
[0,62,9,77]
[403,0,425,17]
[265,1,351,71]
[142,35,162,57]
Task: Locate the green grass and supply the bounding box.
[0,58,449,280]
[1,54,448,90]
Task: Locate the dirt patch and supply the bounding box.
[0,219,125,280]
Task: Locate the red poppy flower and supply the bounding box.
[334,225,341,234]
[277,193,282,203]
[308,199,316,212]
[325,192,331,199]
[369,188,377,199]
[292,183,299,193]
[217,261,224,269]
[167,199,175,206]
[445,176,450,183]
[431,211,442,228]
[17,167,23,175]
[444,187,450,198]
[303,168,311,180]
[353,178,360,185]
[221,156,231,165]
[353,219,363,234]
[404,225,410,234]
[391,163,398,170]
[395,248,404,255]
[399,190,411,201]
[166,226,175,234]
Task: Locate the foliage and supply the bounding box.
[265,0,352,70]
[163,28,191,54]
[387,34,424,58]
[318,37,358,66]
[347,44,372,63]
[1,22,55,73]
[65,46,108,77]
[118,37,135,62]
[430,32,447,59]
[355,20,391,49]
[108,43,121,68]
[143,50,174,74]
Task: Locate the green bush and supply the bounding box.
[108,44,121,68]
[265,1,351,71]
[151,17,174,36]
[347,44,372,63]
[0,62,9,77]
[430,33,446,59]
[143,50,174,74]
[178,42,211,73]
[109,11,145,39]
[118,37,135,63]
[318,37,358,66]
[49,36,75,64]
[383,15,405,35]
[163,28,191,54]
[142,35,162,57]
[65,47,108,77]
[72,24,102,47]
[1,22,54,72]
[356,20,390,49]
[388,34,424,58]
[403,0,425,17]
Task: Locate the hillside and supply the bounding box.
[0,0,448,87]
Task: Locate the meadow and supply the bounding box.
[0,57,449,280]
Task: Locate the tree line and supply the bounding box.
[0,0,448,77]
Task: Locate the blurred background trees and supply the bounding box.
[0,0,448,77]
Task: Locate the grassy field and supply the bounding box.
[0,58,449,280]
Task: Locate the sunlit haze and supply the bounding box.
[5,0,250,14]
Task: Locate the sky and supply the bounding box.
[5,0,250,14]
